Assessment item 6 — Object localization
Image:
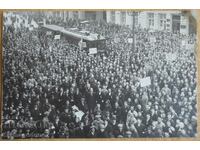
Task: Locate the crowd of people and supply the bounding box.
[1,12,197,139]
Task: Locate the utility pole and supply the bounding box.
[127,11,138,51]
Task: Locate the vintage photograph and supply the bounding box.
[1,10,198,139]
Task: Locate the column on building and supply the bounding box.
[106,11,112,23]
[63,12,67,22]
[155,11,170,31]
[68,12,74,19]
[119,11,126,26]
[125,12,133,29]
[154,13,159,30]
[59,12,62,18]
[180,14,189,35]
[43,18,46,26]
[115,11,121,25]
[166,13,172,32]
[78,11,85,20]
[137,12,148,29]
[96,12,104,21]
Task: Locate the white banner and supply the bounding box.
[72,105,85,121]
[128,38,133,43]
[89,48,97,55]
[139,77,151,87]
[79,41,87,48]
[54,35,60,40]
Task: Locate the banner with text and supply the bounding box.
[139,77,151,87]
[89,48,97,55]
[54,35,60,40]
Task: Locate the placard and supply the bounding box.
[54,35,60,40]
[29,26,33,31]
[139,77,151,87]
[82,42,87,48]
[128,38,133,43]
[89,48,97,55]
[182,40,186,46]
[79,41,87,48]
[75,111,85,121]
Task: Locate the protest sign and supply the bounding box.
[78,41,87,49]
[75,110,85,121]
[128,38,133,43]
[29,27,33,31]
[54,35,60,40]
[139,77,151,87]
[89,48,97,55]
[72,105,85,121]
[182,40,186,46]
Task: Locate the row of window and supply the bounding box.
[111,12,169,28]
[148,13,167,28]
[110,12,187,31]
[111,12,140,25]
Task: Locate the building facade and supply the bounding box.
[44,11,106,22]
[41,11,195,35]
[106,11,194,35]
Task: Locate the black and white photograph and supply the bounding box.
[1,10,198,139]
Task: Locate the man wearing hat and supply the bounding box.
[96,123,108,138]
[77,97,88,112]
[125,130,132,138]
[113,123,125,138]
[92,114,104,130]
[75,122,86,138]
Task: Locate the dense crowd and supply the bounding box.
[1,13,197,139]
